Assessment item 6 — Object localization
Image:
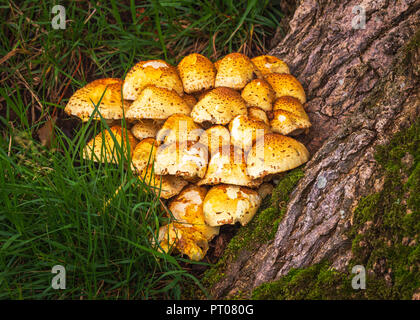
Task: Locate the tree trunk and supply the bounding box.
[210,0,420,298]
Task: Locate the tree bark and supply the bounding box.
[210,0,420,298]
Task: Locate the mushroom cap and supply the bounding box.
[177,53,216,93]
[131,138,158,174]
[229,114,271,151]
[122,60,183,100]
[251,55,290,75]
[203,185,261,227]
[199,125,231,155]
[213,59,222,71]
[83,125,138,164]
[241,79,275,111]
[198,145,262,188]
[157,223,209,261]
[169,185,219,241]
[215,53,262,90]
[125,85,191,120]
[139,164,188,199]
[65,78,130,121]
[264,73,306,104]
[248,107,270,125]
[183,94,197,108]
[154,141,208,179]
[246,133,310,179]
[271,97,311,136]
[156,114,203,145]
[130,119,162,141]
[190,87,247,125]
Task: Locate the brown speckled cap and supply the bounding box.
[131,138,158,174]
[65,78,130,122]
[264,73,306,104]
[229,114,271,152]
[130,119,162,141]
[251,55,290,75]
[241,78,275,111]
[122,60,183,100]
[177,53,216,93]
[156,114,203,145]
[125,85,191,120]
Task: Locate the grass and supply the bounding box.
[0,0,283,299]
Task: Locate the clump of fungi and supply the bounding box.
[65,53,311,261]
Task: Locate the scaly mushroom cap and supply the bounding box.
[213,59,222,71]
[246,133,310,179]
[270,96,311,136]
[139,164,188,199]
[177,53,216,93]
[131,120,162,141]
[229,115,271,151]
[198,145,262,188]
[264,73,306,104]
[241,79,275,111]
[203,185,261,227]
[190,87,247,125]
[156,114,203,145]
[169,185,219,241]
[248,107,270,125]
[154,141,208,179]
[65,78,130,122]
[215,53,262,90]
[199,125,231,155]
[122,60,183,100]
[125,85,191,120]
[83,125,138,164]
[157,223,209,261]
[131,138,158,174]
[251,55,290,75]
[183,94,197,108]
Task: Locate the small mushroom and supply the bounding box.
[198,145,262,188]
[248,107,270,125]
[246,133,310,179]
[177,53,216,93]
[83,125,138,164]
[131,120,162,141]
[203,184,261,227]
[215,53,262,90]
[251,55,290,75]
[154,141,208,180]
[229,114,271,152]
[125,85,191,120]
[270,96,311,136]
[123,60,183,100]
[264,73,306,104]
[190,87,247,125]
[131,138,158,174]
[156,114,203,145]
[241,79,275,112]
[65,78,131,122]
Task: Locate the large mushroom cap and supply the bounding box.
[199,125,231,155]
[139,165,188,199]
[190,87,247,125]
[246,133,310,179]
[251,55,290,75]
[122,60,183,100]
[131,119,162,141]
[241,79,275,112]
[125,85,191,120]
[198,145,262,188]
[229,114,271,151]
[156,114,203,145]
[65,78,130,122]
[154,141,208,179]
[264,73,306,104]
[270,96,311,136]
[177,53,216,93]
[169,185,219,241]
[83,125,138,164]
[131,138,158,174]
[203,185,261,227]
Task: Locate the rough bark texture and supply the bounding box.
[211,0,420,298]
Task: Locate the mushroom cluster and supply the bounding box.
[65,53,311,261]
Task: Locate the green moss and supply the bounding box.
[251,119,419,300]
